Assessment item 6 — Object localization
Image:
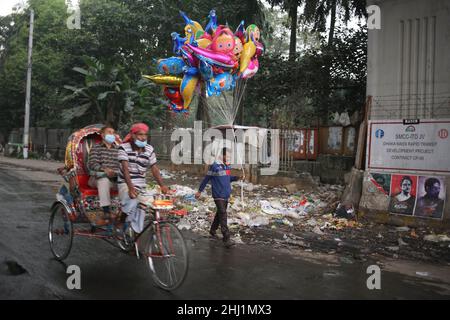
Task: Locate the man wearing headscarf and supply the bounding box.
[117,123,169,233]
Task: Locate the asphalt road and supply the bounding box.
[0,162,449,299]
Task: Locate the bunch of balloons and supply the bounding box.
[143,10,264,113]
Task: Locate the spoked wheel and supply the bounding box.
[115,223,135,252]
[145,222,188,291]
[48,203,73,261]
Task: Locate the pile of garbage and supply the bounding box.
[164,180,352,239]
[146,169,450,263]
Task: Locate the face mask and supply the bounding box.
[104,134,116,144]
[135,139,147,148]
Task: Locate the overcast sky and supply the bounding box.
[0,0,24,16]
[0,0,80,16]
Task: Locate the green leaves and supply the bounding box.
[72,67,89,76]
[0,0,366,133]
[97,91,114,100]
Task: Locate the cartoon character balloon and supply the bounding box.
[233,37,243,60]
[210,26,235,54]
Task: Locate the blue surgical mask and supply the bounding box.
[104,134,116,144]
[135,139,147,148]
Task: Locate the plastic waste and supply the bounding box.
[249,216,270,227]
[423,234,450,242]
[183,194,196,203]
[334,203,355,219]
[306,218,317,227]
[338,111,351,126]
[260,200,281,215]
[177,218,192,230]
[313,226,324,235]
[232,233,244,244]
[160,169,174,179]
[398,238,408,246]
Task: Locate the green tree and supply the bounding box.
[64,57,145,127]
[0,0,81,135]
[266,0,302,61]
[303,0,366,47]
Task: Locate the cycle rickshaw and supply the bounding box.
[48,124,189,290]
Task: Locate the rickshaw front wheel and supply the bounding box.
[145,222,189,291]
[48,203,74,261]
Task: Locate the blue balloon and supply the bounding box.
[157,57,186,75]
[205,9,218,34]
[206,72,235,97]
[183,66,200,76]
[199,60,213,81]
[171,32,186,55]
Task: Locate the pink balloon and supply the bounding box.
[185,44,236,68]
[241,57,259,79]
[180,45,198,67]
[255,41,264,57]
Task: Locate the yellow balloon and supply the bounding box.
[181,75,199,108]
[184,21,204,44]
[239,40,257,73]
[196,38,212,49]
[143,74,183,86]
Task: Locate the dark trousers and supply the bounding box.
[211,199,230,242]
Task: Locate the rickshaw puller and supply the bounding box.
[118,123,169,234]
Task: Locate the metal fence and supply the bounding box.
[149,129,175,161]
[149,128,291,169]
[7,127,71,159]
[370,93,450,120]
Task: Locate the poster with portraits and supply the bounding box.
[414,176,446,219]
[376,173,447,219]
[388,175,417,215]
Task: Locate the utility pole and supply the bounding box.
[23,9,34,159]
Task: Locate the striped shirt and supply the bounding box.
[87,142,120,177]
[117,142,157,189]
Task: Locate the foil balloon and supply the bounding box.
[180,44,198,67]
[195,38,212,49]
[210,26,235,54]
[186,43,236,69]
[184,66,200,76]
[180,73,199,108]
[143,74,183,87]
[241,57,259,79]
[180,11,204,44]
[157,57,186,75]
[239,37,257,73]
[146,10,262,113]
[235,20,246,44]
[245,24,260,42]
[233,37,243,60]
[255,39,264,57]
[164,86,184,110]
[171,32,186,54]
[206,72,235,97]
[205,10,218,34]
[199,59,214,81]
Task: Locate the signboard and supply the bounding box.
[367,120,450,174]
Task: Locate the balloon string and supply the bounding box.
[203,76,248,210]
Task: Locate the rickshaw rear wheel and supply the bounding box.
[48,203,74,261]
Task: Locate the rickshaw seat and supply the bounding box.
[76,175,118,197]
